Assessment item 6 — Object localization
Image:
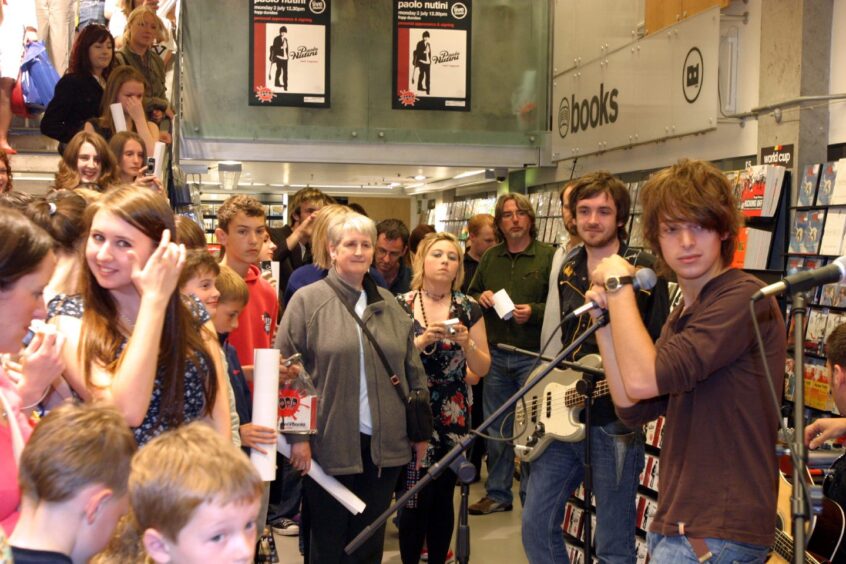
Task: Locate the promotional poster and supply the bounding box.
[392,0,472,111]
[249,0,330,107]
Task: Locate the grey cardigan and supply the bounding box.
[275,269,429,475]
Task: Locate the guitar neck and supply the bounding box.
[771,528,822,564]
[564,379,610,408]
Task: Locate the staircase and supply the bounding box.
[7,115,62,194]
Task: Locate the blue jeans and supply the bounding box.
[482,348,536,505]
[77,0,105,29]
[647,533,768,563]
[522,420,644,564]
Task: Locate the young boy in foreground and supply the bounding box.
[586,159,786,562]
[10,403,137,564]
[134,423,263,564]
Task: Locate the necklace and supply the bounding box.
[119,311,136,332]
[421,288,448,301]
[417,290,455,327]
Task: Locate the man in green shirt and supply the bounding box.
[467,193,555,514]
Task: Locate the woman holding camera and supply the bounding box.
[396,232,490,564]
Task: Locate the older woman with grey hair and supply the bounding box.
[276,208,430,564]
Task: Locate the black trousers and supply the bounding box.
[417,63,430,94]
[303,434,402,564]
[398,469,458,564]
[274,59,288,88]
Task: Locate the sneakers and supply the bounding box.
[270,517,300,536]
[421,548,455,562]
[468,496,512,515]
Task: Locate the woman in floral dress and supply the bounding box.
[396,232,490,564]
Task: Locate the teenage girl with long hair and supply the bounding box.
[53,131,119,192]
[51,185,230,445]
[85,65,159,155]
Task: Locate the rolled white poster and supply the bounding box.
[110,103,127,132]
[152,141,166,178]
[277,435,366,515]
[250,348,280,481]
[492,289,516,320]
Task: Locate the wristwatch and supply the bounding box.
[604,275,634,293]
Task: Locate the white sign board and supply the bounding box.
[551,6,719,161]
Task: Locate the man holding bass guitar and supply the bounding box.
[522,172,669,564]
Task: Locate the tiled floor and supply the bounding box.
[273,475,529,563]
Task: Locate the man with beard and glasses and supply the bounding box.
[466,193,554,515]
[522,172,669,564]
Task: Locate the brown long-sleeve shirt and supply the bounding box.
[616,268,786,546]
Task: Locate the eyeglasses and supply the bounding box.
[375,247,404,260]
[501,210,529,220]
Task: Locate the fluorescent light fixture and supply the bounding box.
[453,169,485,180]
[218,161,242,191]
[413,174,427,181]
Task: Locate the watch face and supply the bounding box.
[606,277,621,291]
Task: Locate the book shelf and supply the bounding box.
[784,160,846,419]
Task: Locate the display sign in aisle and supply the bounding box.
[551,6,719,161]
[249,0,331,108]
[392,0,471,111]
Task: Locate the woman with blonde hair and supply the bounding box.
[115,5,173,127]
[85,65,159,154]
[50,185,230,445]
[396,232,490,564]
[53,131,119,192]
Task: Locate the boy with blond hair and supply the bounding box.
[133,423,263,564]
[10,403,137,564]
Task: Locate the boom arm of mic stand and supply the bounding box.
[497,343,605,378]
[344,319,608,556]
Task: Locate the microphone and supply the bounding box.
[753,256,846,301]
[562,268,658,322]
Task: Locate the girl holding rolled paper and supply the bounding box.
[85,65,159,155]
[277,207,430,564]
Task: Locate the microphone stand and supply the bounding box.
[499,343,602,563]
[790,292,808,564]
[344,318,609,561]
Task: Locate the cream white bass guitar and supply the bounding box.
[513,354,604,462]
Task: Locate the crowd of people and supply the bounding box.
[0,157,844,564]
[1,0,173,156]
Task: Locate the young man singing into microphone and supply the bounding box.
[586,159,786,563]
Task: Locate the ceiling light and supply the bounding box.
[453,169,485,180]
[414,174,427,181]
[218,161,242,191]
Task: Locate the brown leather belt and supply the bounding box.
[687,537,713,563]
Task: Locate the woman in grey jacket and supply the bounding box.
[277,209,429,564]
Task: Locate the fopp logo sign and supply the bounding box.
[557,83,619,139]
[683,47,703,103]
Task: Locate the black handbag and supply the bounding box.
[325,279,433,442]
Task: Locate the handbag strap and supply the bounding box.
[324,278,407,402]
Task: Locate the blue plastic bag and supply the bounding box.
[19,41,60,114]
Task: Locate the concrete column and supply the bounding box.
[758,0,832,202]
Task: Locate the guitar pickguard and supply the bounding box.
[513,355,603,463]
